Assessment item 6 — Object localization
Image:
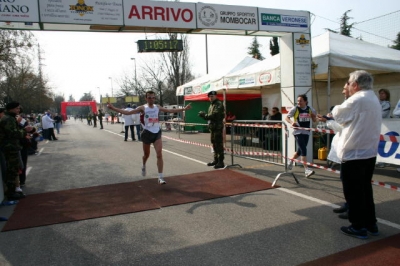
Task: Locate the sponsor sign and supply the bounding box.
[258,8,309,33]
[0,0,39,22]
[197,3,258,31]
[124,0,196,29]
[293,33,312,86]
[184,86,193,95]
[378,119,400,165]
[238,76,255,87]
[258,72,272,84]
[39,0,123,25]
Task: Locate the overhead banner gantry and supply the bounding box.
[0,0,313,162]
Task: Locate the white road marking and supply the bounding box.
[278,187,400,231]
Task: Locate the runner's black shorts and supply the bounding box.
[141,129,161,144]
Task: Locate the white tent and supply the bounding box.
[176,56,260,96]
[178,31,400,96]
[313,31,400,81]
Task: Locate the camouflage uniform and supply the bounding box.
[0,111,25,197]
[200,97,225,167]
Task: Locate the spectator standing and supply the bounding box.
[18,117,32,187]
[53,113,62,134]
[378,88,391,118]
[42,113,57,141]
[93,112,97,128]
[393,98,400,118]
[0,102,33,200]
[98,109,104,129]
[262,107,270,120]
[132,105,141,141]
[333,70,381,239]
[123,104,135,141]
[285,94,317,178]
[110,112,115,124]
[376,88,391,168]
[270,107,282,121]
[317,86,351,220]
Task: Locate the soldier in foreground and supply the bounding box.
[199,91,226,169]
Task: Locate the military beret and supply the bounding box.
[5,101,19,110]
[207,91,217,96]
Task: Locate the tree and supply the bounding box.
[117,33,194,106]
[141,57,167,106]
[390,32,400,50]
[247,36,264,60]
[269,37,279,56]
[324,10,354,37]
[53,95,65,113]
[0,57,54,113]
[0,30,34,76]
[340,10,354,37]
[161,33,194,106]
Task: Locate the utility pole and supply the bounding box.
[108,77,113,97]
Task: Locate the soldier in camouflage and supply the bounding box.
[199,91,226,169]
[0,102,33,200]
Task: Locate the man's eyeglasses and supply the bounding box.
[147,96,156,99]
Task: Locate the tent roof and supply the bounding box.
[176,56,259,96]
[177,31,400,96]
[312,31,400,80]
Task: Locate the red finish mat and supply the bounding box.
[300,233,400,266]
[2,169,275,231]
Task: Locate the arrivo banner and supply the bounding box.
[378,119,400,165]
[124,0,196,28]
[0,0,39,22]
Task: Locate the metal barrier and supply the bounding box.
[229,120,298,186]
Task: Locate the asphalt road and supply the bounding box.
[1,120,400,266]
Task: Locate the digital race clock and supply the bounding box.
[137,40,183,53]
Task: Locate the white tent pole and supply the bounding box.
[327,66,331,113]
[205,34,209,74]
[223,89,227,147]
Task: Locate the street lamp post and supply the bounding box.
[108,77,113,97]
[97,86,101,109]
[130,58,137,93]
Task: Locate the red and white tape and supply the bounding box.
[162,134,400,192]
[371,180,400,192]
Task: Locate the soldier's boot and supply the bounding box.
[207,158,218,167]
[5,182,25,200]
[213,158,225,169]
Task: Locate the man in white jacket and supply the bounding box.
[122,104,135,141]
[317,86,350,219]
[332,70,381,239]
[42,112,57,141]
[131,105,141,141]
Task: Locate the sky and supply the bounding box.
[33,0,400,103]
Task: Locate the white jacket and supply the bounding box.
[393,99,400,118]
[326,114,343,164]
[42,115,54,129]
[132,113,140,125]
[332,90,381,161]
[122,108,134,126]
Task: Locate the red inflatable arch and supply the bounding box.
[60,101,97,120]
